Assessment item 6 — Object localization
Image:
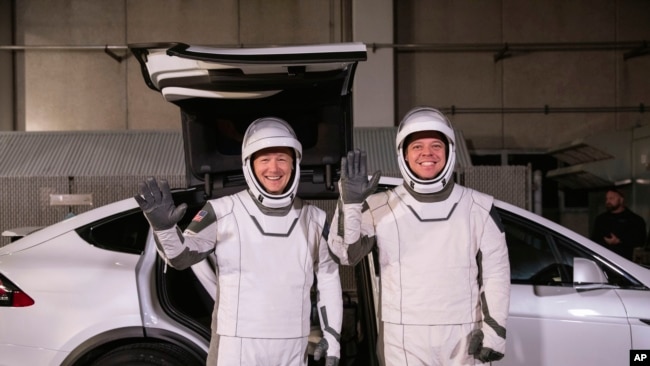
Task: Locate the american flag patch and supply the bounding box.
[192,210,208,222]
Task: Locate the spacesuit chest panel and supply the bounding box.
[373,185,481,325]
[236,190,303,235]
[215,192,314,338]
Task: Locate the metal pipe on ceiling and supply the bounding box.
[0,44,131,62]
[371,41,645,52]
[2,41,647,63]
[1,40,646,53]
[439,104,646,115]
[370,40,649,61]
[0,45,128,50]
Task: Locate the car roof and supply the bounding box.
[130,42,368,200]
[0,197,140,255]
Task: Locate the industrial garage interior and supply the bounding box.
[1,0,649,249]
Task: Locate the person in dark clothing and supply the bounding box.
[591,188,646,261]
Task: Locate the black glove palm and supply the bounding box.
[313,338,339,366]
[339,149,381,204]
[134,177,187,231]
[468,329,504,363]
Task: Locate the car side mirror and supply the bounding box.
[573,257,613,291]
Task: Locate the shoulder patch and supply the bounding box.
[192,210,208,223]
[186,202,217,234]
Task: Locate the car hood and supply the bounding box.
[130,42,367,199]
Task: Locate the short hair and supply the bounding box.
[606,187,624,198]
[403,131,449,158]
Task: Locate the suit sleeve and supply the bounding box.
[327,197,377,266]
[477,202,510,356]
[315,212,343,359]
[153,200,222,270]
[631,215,646,248]
[590,214,606,245]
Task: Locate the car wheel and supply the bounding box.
[90,342,203,366]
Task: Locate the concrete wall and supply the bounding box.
[3,0,650,150]
[352,0,394,128]
[11,0,345,131]
[395,0,650,151]
[0,1,13,131]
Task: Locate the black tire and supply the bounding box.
[91,342,203,366]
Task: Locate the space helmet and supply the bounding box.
[242,117,302,208]
[396,106,456,194]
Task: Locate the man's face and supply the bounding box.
[605,190,624,212]
[252,147,294,194]
[404,131,447,180]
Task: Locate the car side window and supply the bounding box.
[553,235,638,288]
[501,212,560,285]
[76,209,149,255]
[500,209,639,288]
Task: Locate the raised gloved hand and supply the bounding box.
[313,338,339,366]
[339,149,381,204]
[468,329,504,363]
[134,177,187,231]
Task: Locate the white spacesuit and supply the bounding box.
[328,107,510,365]
[136,117,342,366]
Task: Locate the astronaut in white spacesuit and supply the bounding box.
[135,117,342,366]
[328,107,510,365]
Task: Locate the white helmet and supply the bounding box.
[396,106,456,194]
[242,117,302,208]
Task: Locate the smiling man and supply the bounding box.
[135,117,342,366]
[403,130,448,180]
[251,146,294,195]
[328,106,510,366]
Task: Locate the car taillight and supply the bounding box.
[0,273,35,307]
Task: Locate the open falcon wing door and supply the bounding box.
[130,42,367,199]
